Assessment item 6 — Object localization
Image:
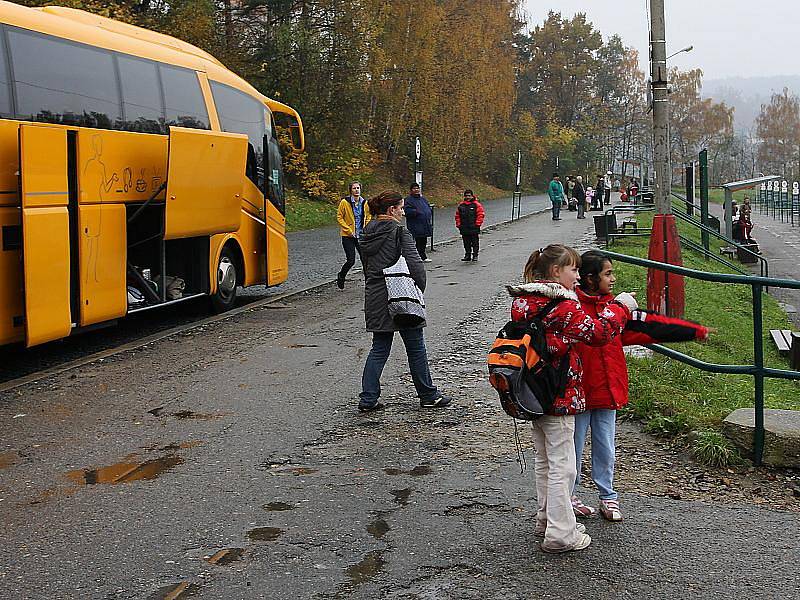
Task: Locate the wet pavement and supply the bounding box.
[1,205,799,598]
[0,194,547,386]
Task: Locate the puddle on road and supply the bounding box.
[286,344,319,349]
[205,547,245,566]
[147,581,200,599]
[384,465,432,477]
[0,450,18,469]
[263,502,295,512]
[67,455,183,485]
[346,550,386,586]
[366,519,390,539]
[172,410,222,420]
[273,467,318,476]
[390,488,412,506]
[247,527,284,542]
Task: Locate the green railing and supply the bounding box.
[599,249,800,465]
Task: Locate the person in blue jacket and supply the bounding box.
[403,182,433,262]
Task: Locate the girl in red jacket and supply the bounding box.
[507,244,638,553]
[570,251,709,522]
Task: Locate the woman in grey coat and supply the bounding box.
[357,190,451,412]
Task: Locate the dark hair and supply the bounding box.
[349,181,361,194]
[523,244,581,282]
[579,250,612,293]
[410,182,420,189]
[368,190,404,215]
[463,189,474,196]
[552,172,559,178]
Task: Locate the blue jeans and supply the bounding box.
[551,200,561,219]
[572,409,617,500]
[359,328,438,406]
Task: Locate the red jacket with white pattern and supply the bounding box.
[508,281,630,416]
[575,287,709,410]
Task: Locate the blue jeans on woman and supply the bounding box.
[359,328,438,407]
[572,408,618,500]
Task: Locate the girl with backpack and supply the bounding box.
[507,244,637,553]
[570,251,710,522]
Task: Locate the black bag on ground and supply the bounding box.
[487,299,569,420]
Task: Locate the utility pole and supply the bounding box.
[646,0,685,317]
[650,0,669,213]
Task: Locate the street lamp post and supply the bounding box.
[647,0,685,317]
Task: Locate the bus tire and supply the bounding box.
[210,246,239,313]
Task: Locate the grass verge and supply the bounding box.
[608,215,798,463]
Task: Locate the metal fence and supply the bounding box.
[755,180,800,226]
[600,249,800,465]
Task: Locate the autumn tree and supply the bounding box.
[755,88,800,179]
[669,68,734,171]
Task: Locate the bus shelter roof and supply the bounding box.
[722,175,782,191]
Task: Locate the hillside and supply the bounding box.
[703,75,800,131]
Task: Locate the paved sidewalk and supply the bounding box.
[708,203,800,326]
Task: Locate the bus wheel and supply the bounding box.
[211,247,238,313]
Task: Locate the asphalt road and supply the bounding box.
[0,194,549,385]
[1,206,798,599]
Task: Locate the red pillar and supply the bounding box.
[647,214,685,317]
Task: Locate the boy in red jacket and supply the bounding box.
[570,251,710,521]
[455,189,485,261]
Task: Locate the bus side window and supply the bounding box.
[160,65,210,130]
[266,136,285,215]
[0,29,12,117]
[8,28,120,129]
[117,55,165,134]
[209,81,265,190]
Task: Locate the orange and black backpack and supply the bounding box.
[488,298,569,421]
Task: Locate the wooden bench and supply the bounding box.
[770,329,800,370]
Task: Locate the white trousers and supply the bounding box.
[531,415,580,551]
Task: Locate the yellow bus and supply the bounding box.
[0,2,304,347]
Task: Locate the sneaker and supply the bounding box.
[358,401,385,413]
[571,496,597,517]
[420,395,452,409]
[461,257,471,262]
[422,258,432,263]
[541,533,592,553]
[471,256,478,262]
[534,521,586,537]
[336,274,345,290]
[599,499,623,522]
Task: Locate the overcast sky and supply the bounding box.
[522,0,798,81]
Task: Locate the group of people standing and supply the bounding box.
[335,182,709,555]
[336,183,487,290]
[547,171,643,222]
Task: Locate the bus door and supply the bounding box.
[19,124,73,347]
[264,134,288,285]
[164,126,248,240]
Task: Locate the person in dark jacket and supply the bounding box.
[357,190,451,412]
[403,183,433,262]
[573,175,586,219]
[593,175,605,211]
[455,189,485,261]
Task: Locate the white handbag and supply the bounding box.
[383,228,426,326]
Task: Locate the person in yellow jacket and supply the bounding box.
[336,182,372,289]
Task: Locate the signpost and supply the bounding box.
[512,150,522,220]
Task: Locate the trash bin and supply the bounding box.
[705,215,720,234]
[737,242,759,264]
[594,214,618,241]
